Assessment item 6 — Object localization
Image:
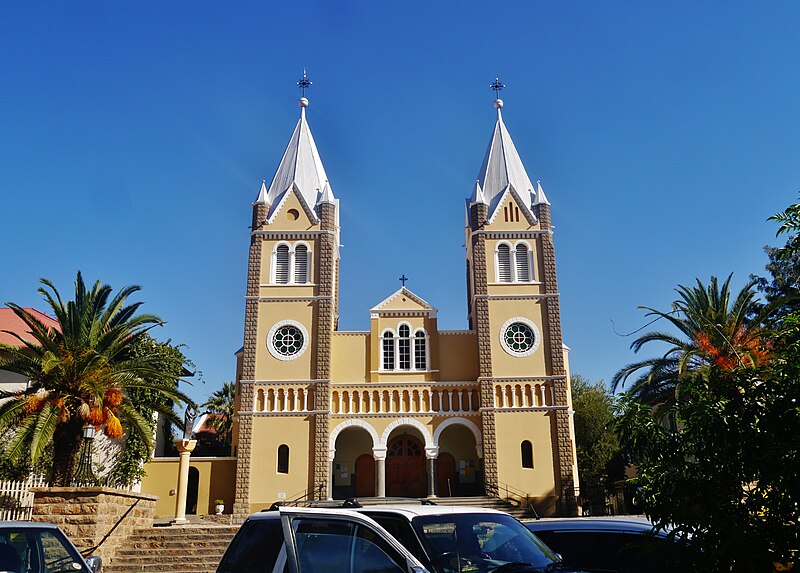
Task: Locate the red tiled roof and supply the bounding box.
[0,308,59,347]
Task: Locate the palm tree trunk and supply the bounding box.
[50,419,85,486]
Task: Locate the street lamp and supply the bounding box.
[72,425,97,486]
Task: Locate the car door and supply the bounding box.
[279,507,429,573]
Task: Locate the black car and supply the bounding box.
[523,517,699,573]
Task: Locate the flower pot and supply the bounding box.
[215,504,224,515]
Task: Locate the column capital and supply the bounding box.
[425,446,439,459]
[174,439,197,454]
[372,446,388,461]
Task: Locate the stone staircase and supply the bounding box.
[105,496,533,573]
[105,525,239,573]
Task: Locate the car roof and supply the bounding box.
[0,522,60,529]
[523,517,664,535]
[246,504,508,521]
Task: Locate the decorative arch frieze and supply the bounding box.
[328,419,380,460]
[380,417,434,450]
[433,417,483,458]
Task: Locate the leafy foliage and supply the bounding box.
[570,374,622,485]
[612,274,774,406]
[196,381,235,456]
[616,313,800,571]
[752,201,800,322]
[0,272,192,485]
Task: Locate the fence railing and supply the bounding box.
[0,475,48,521]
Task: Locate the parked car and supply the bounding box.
[356,504,587,573]
[218,506,430,573]
[523,517,700,573]
[0,521,102,573]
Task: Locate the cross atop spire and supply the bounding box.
[297,69,312,98]
[399,274,409,287]
[490,77,505,100]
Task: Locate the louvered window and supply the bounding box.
[398,325,411,370]
[294,245,309,283]
[414,330,427,370]
[382,332,395,370]
[275,245,290,284]
[497,244,512,282]
[515,244,530,282]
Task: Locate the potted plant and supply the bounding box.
[214,499,225,515]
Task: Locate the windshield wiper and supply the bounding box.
[492,562,532,573]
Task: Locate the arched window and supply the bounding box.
[515,244,531,282]
[382,331,395,370]
[274,244,290,284]
[277,444,289,474]
[398,325,411,370]
[497,244,512,282]
[294,244,309,283]
[521,440,533,469]
[414,330,427,370]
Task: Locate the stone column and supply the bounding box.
[172,438,197,524]
[425,447,439,498]
[373,447,387,498]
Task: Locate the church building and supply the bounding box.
[230,85,579,517]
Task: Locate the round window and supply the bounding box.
[499,318,541,357]
[267,321,309,360]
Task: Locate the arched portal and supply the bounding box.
[386,433,426,497]
[355,454,376,497]
[186,466,199,515]
[437,453,456,497]
[436,423,481,496]
[332,427,375,499]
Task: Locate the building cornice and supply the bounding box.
[245,295,332,302]
[472,294,558,301]
[252,230,336,239]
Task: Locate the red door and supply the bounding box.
[386,434,426,497]
[355,454,375,497]
[437,453,456,497]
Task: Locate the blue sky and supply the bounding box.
[2,2,797,406]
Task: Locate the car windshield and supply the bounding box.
[411,513,558,573]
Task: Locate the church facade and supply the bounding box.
[231,92,579,516]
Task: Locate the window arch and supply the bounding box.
[381,330,395,370]
[398,324,411,370]
[515,243,531,282]
[277,444,289,474]
[521,440,533,468]
[294,244,310,283]
[274,244,290,284]
[414,329,427,370]
[496,243,512,282]
[272,242,312,285]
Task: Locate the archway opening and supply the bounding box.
[437,424,481,496]
[332,427,374,499]
[385,430,426,498]
[186,466,199,515]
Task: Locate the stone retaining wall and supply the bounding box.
[31,487,157,565]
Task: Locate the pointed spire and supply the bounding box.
[473,80,539,219]
[470,180,487,206]
[254,179,269,205]
[318,180,335,204]
[262,72,333,212]
[534,180,550,206]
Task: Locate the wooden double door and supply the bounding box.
[386,434,426,498]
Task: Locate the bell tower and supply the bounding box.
[465,85,578,514]
[233,81,340,514]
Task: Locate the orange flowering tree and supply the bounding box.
[0,272,191,486]
[611,274,777,407]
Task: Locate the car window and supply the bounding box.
[531,530,687,573]
[292,518,406,573]
[218,519,285,573]
[412,514,556,573]
[0,529,85,573]
[364,514,430,568]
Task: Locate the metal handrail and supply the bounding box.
[496,480,539,519]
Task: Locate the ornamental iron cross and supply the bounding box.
[490,77,505,99]
[298,69,312,97]
[399,274,408,287]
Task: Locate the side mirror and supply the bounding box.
[85,556,102,573]
[409,566,428,573]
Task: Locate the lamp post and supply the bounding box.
[72,425,97,486]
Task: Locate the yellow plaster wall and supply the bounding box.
[494,411,556,500]
[437,333,478,380]
[486,299,549,377]
[254,301,316,380]
[141,457,236,517]
[266,190,322,231]
[248,416,313,511]
[331,333,370,382]
[485,193,537,232]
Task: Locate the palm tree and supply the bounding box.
[202,381,235,449]
[611,274,773,406]
[0,272,192,485]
